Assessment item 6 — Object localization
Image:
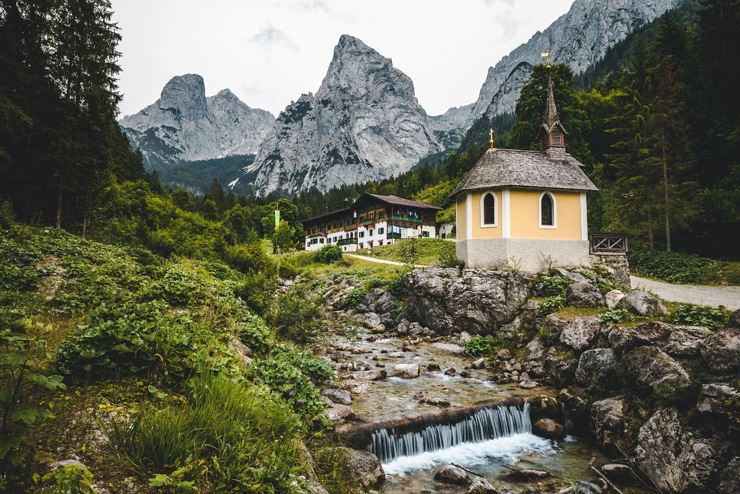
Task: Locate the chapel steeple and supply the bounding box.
[539,75,568,155]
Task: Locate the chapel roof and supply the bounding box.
[451,147,597,197]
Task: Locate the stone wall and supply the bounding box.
[457,238,591,272]
[590,253,630,287]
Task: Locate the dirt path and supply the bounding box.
[347,253,425,268]
[631,275,740,310]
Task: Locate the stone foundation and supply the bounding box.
[590,253,630,287]
[457,238,591,272]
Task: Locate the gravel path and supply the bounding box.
[347,254,425,268]
[631,275,740,310]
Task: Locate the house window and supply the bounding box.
[481,191,497,227]
[540,192,556,227]
[369,229,373,236]
[378,228,384,235]
[359,231,365,238]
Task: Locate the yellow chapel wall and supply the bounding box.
[469,190,502,239]
[509,189,582,240]
[456,196,467,239]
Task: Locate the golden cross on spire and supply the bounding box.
[540,49,552,66]
[489,128,495,148]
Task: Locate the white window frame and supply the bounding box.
[479,191,498,228]
[539,191,557,229]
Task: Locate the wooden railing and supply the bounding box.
[589,233,628,254]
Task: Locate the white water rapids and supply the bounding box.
[369,403,555,475]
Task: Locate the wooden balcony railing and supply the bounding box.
[589,233,628,254]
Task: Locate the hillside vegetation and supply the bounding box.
[0,224,360,493]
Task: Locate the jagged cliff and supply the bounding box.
[120,74,274,167]
[232,35,441,196]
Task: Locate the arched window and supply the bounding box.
[481,192,497,226]
[540,192,555,227]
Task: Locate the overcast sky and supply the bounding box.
[113,0,574,118]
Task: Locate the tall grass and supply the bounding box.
[106,375,305,492]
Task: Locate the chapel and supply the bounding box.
[452,77,597,271]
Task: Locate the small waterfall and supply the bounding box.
[560,402,575,436]
[368,403,531,463]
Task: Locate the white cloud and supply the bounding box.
[250,21,298,50]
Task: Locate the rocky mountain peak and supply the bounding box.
[158,73,209,119]
[234,35,440,196]
[120,74,274,167]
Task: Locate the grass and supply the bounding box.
[361,237,455,266]
[0,224,351,493]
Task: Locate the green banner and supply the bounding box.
[274,209,280,230]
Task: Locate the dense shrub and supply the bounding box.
[599,308,632,325]
[314,244,342,263]
[629,249,719,284]
[278,260,300,279]
[533,274,571,297]
[106,375,304,493]
[438,242,463,268]
[247,354,325,419]
[267,286,323,344]
[463,335,516,356]
[538,295,566,314]
[342,287,367,308]
[671,304,728,330]
[0,199,15,228]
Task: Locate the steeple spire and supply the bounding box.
[543,76,559,129]
[539,74,567,154]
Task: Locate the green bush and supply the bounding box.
[534,274,571,297]
[106,375,304,493]
[438,242,463,268]
[314,245,342,264]
[629,250,719,284]
[671,304,728,330]
[0,199,15,228]
[278,260,300,279]
[388,275,406,298]
[463,335,515,356]
[247,354,325,419]
[342,287,367,308]
[538,295,566,314]
[56,301,239,382]
[267,286,323,344]
[599,308,632,325]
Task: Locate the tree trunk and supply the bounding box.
[647,203,654,250]
[660,128,672,252]
[56,187,63,229]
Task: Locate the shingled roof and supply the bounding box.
[451,148,597,197]
[358,193,441,210]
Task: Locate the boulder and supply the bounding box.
[434,464,469,485]
[617,290,667,316]
[566,282,605,307]
[49,459,87,471]
[600,463,636,484]
[608,321,673,353]
[604,289,625,310]
[663,325,712,356]
[350,369,386,381]
[369,288,396,314]
[572,481,602,494]
[471,358,486,369]
[468,477,499,493]
[391,363,420,378]
[557,316,601,351]
[556,268,590,283]
[718,457,740,494]
[575,348,617,389]
[558,388,589,435]
[404,268,532,335]
[622,346,691,397]
[321,388,352,405]
[700,328,740,374]
[533,418,565,440]
[339,448,385,488]
[635,408,716,493]
[730,309,740,328]
[526,338,545,361]
[590,397,626,453]
[325,404,354,423]
[432,342,466,354]
[696,383,738,415]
